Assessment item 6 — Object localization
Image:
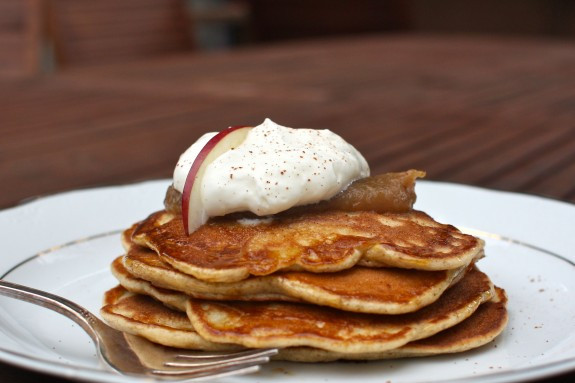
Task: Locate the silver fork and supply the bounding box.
[0,280,277,380]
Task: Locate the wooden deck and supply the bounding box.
[2,35,575,209]
[0,34,574,383]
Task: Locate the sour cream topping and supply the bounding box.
[173,118,369,218]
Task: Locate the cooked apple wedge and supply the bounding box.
[182,126,252,234]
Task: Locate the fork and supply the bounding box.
[0,280,277,380]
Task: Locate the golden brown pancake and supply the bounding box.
[275,287,508,362]
[115,241,472,313]
[131,209,483,282]
[100,280,507,362]
[101,286,237,351]
[111,257,189,311]
[185,266,494,353]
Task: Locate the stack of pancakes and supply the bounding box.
[101,200,508,362]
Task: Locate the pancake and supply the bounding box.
[274,287,508,362]
[101,286,237,351]
[117,253,297,306]
[111,257,189,311]
[185,266,494,353]
[114,247,471,314]
[100,276,507,362]
[131,209,483,283]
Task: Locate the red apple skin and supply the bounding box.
[181,126,250,234]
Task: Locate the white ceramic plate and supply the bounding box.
[1,180,574,383]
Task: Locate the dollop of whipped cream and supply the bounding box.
[173,118,369,217]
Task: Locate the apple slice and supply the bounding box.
[182,126,252,234]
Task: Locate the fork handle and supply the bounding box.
[0,279,101,343]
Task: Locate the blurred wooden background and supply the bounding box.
[2,0,575,76]
[1,2,575,383]
[1,0,574,211]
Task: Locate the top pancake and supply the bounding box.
[131,209,483,282]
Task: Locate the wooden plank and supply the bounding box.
[0,0,43,76]
[528,158,575,200]
[44,0,193,69]
[2,35,575,207]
